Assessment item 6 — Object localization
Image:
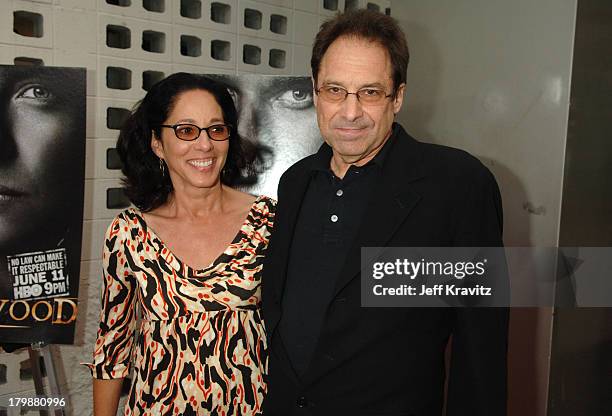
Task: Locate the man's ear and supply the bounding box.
[150,132,164,159]
[392,83,406,114]
[312,76,318,108]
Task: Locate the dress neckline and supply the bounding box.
[128,195,265,273]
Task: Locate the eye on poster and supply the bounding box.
[206,74,323,198]
[0,65,86,345]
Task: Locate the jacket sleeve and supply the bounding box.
[446,164,509,416]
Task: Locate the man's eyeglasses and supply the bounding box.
[315,85,394,105]
[159,123,232,142]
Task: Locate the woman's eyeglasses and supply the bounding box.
[159,123,232,141]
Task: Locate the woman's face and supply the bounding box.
[0,67,82,252]
[151,89,230,196]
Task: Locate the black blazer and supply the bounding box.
[262,124,508,416]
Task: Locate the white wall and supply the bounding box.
[391,1,577,415]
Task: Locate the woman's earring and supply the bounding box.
[159,158,166,176]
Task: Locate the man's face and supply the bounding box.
[208,75,322,197]
[0,67,82,252]
[314,36,405,170]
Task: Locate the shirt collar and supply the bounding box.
[311,122,400,172]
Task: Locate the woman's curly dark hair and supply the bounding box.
[117,72,256,212]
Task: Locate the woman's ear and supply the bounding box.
[150,131,164,159]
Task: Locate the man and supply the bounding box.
[207,74,322,197]
[262,9,508,416]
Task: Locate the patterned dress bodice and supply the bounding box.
[85,196,275,416]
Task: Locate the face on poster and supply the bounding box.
[0,65,85,344]
[207,74,323,197]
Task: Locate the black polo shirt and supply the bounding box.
[278,128,396,376]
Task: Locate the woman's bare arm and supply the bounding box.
[93,378,123,416]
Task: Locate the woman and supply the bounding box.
[85,73,274,415]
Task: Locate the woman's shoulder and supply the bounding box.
[242,195,275,234]
[253,194,276,208]
[226,186,276,218]
[105,207,147,238]
[110,207,144,225]
[251,195,276,217]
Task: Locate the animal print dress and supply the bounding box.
[85,196,275,416]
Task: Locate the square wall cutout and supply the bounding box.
[243,44,261,65]
[106,0,131,6]
[0,363,7,384]
[106,148,123,170]
[270,14,287,35]
[107,25,131,49]
[14,57,44,66]
[20,357,46,380]
[107,107,131,130]
[142,30,166,53]
[269,49,286,68]
[13,11,44,38]
[211,2,231,24]
[211,40,230,61]
[323,0,338,11]
[106,67,132,90]
[180,35,202,57]
[244,9,262,30]
[345,0,358,10]
[143,0,164,12]
[107,188,131,209]
[143,70,164,90]
[367,3,380,12]
[181,0,202,19]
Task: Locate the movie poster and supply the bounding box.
[206,74,323,198]
[0,66,86,344]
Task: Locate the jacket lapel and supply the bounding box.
[332,127,426,296]
[270,160,315,300]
